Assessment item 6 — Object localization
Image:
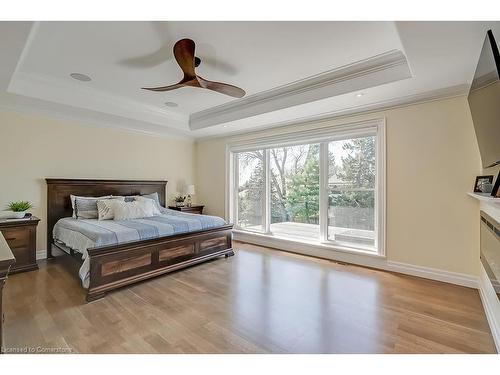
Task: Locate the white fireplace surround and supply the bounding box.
[469,192,500,352]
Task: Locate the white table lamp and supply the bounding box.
[186,185,195,206]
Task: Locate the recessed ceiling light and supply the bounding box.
[355,92,365,98]
[70,73,92,82]
[164,102,178,108]
[222,125,228,128]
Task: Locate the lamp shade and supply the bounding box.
[187,185,196,195]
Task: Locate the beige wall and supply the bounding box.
[0,96,484,276]
[195,96,483,276]
[0,110,195,252]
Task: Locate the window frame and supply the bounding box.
[226,118,386,256]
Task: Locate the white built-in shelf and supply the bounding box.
[468,192,500,205]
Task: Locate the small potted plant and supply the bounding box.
[2,201,33,219]
[173,194,186,208]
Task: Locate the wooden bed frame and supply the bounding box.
[46,178,234,302]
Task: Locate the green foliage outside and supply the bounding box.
[237,136,375,227]
[238,151,264,227]
[330,137,375,209]
[281,145,320,224]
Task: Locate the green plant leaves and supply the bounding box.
[7,200,33,212]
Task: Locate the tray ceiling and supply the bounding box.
[1,21,499,138]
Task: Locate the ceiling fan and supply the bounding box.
[141,38,246,98]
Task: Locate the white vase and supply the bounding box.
[0,210,26,219]
[12,211,26,218]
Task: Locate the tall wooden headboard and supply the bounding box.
[45,178,167,258]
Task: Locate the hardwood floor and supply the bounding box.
[2,241,497,353]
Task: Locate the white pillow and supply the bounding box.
[134,196,162,216]
[112,199,157,220]
[96,197,125,220]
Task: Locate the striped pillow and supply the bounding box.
[71,195,111,218]
[72,196,120,219]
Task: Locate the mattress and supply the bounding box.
[53,208,227,288]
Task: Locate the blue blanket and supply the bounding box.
[54,208,227,249]
[53,208,228,288]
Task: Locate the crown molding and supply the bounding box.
[190,49,411,130]
[1,82,469,142]
[194,84,469,141]
[0,93,194,141]
[5,21,39,89]
[8,71,189,128]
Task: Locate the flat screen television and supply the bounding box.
[468,30,500,168]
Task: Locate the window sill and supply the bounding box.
[232,229,385,259]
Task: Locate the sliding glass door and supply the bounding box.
[230,120,384,255]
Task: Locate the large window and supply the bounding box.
[229,120,385,255]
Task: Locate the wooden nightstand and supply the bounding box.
[168,205,204,215]
[0,217,40,274]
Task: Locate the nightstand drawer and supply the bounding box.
[168,205,204,215]
[182,208,203,214]
[0,217,40,274]
[1,227,30,249]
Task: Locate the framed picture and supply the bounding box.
[474,175,494,193]
[491,171,500,198]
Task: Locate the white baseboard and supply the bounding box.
[478,264,500,353]
[385,260,479,288]
[38,233,479,288]
[233,231,478,288]
[36,249,47,260]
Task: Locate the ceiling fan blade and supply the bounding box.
[197,76,246,98]
[174,38,196,78]
[140,38,245,98]
[141,83,185,92]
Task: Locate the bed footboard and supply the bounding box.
[86,224,234,302]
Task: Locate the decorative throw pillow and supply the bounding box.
[96,197,125,220]
[112,199,157,220]
[70,195,112,218]
[134,196,162,216]
[73,196,119,219]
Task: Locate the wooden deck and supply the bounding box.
[246,221,375,246]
